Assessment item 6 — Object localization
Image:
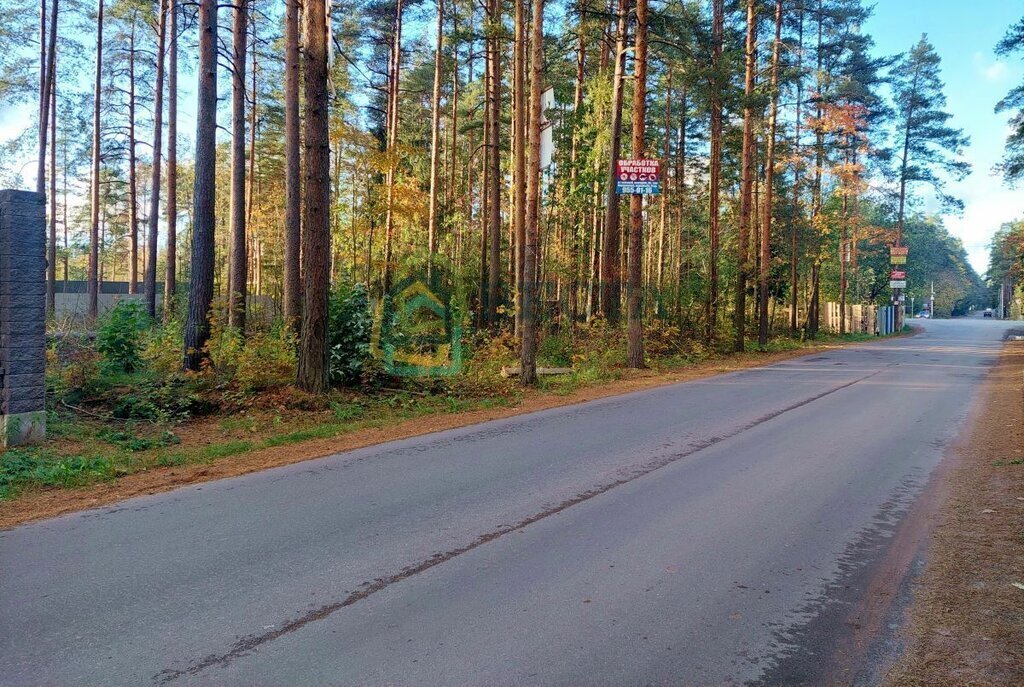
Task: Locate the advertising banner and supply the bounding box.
[616,159,661,195]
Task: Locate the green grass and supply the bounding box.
[0,448,117,499]
[200,440,254,460]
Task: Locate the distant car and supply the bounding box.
[983,308,993,318]
[915,311,930,319]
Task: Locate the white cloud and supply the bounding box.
[973,52,1009,83]
[985,61,1009,82]
[942,179,1024,276]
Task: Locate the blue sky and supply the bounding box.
[864,0,1024,274]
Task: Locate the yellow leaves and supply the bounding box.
[391,177,428,228]
[810,211,834,237]
[817,102,869,137]
[857,224,896,246]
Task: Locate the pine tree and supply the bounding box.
[625,0,648,367]
[520,0,544,386]
[228,0,249,331]
[87,0,104,320]
[145,0,166,318]
[183,0,218,370]
[283,0,301,330]
[296,0,331,393]
[995,17,1024,182]
[891,36,970,246]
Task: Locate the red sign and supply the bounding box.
[890,246,909,257]
[617,159,660,181]
[616,159,661,194]
[890,270,906,280]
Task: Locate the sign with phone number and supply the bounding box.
[616,159,661,195]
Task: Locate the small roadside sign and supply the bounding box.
[890,270,906,280]
[889,280,907,289]
[616,159,661,195]
[890,245,908,265]
[539,87,555,169]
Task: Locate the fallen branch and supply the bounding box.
[60,399,115,421]
[500,366,574,378]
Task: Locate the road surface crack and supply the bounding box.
[152,366,886,685]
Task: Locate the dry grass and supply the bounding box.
[883,341,1024,686]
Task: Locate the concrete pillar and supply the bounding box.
[0,190,47,447]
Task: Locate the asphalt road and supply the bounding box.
[0,318,1013,686]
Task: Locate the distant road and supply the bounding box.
[0,319,1012,686]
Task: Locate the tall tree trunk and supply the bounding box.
[165,0,178,318]
[128,19,139,294]
[38,0,46,193]
[657,67,670,291]
[228,0,248,331]
[427,0,444,261]
[810,262,820,337]
[283,0,301,329]
[626,0,647,368]
[448,0,459,228]
[382,0,404,295]
[675,81,687,318]
[297,0,331,393]
[62,134,69,287]
[485,0,502,326]
[512,0,526,333]
[520,0,544,386]
[87,0,103,320]
[246,8,257,231]
[790,4,803,335]
[145,0,167,318]
[37,0,57,195]
[706,0,723,342]
[183,0,218,370]
[840,147,849,334]
[478,73,489,327]
[46,52,57,316]
[758,0,781,347]
[567,8,586,326]
[809,0,824,337]
[734,0,756,353]
[601,0,628,324]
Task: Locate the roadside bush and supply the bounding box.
[328,283,373,385]
[205,318,245,381]
[110,378,204,422]
[201,319,297,395]
[643,321,684,357]
[538,332,574,366]
[234,324,297,393]
[46,337,103,403]
[141,317,185,380]
[96,300,151,373]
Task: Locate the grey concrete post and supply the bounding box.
[0,190,47,447]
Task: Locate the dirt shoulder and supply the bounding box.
[1,337,887,530]
[882,339,1024,686]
